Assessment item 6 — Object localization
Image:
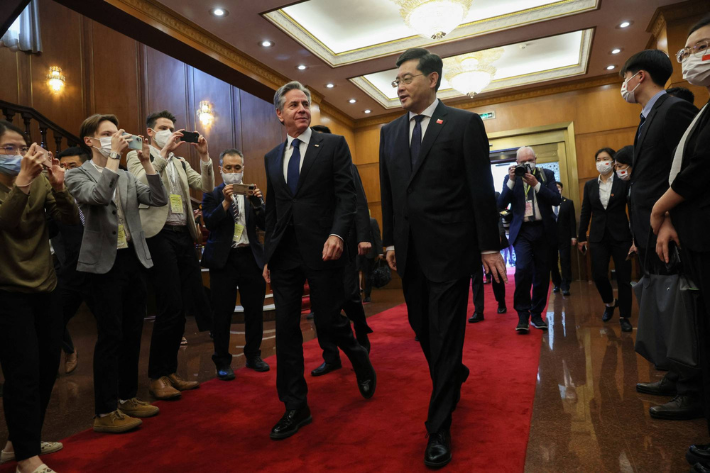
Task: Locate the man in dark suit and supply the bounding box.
[380,48,506,468]
[362,214,383,303]
[201,148,269,381]
[309,124,374,375]
[499,147,561,333]
[262,81,376,440]
[551,181,577,296]
[619,49,700,419]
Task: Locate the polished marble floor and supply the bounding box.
[1,282,707,472]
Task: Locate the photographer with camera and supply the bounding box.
[201,149,268,381]
[498,146,561,333]
[126,110,214,400]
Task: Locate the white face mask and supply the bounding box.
[222,172,243,185]
[152,129,173,149]
[91,137,112,157]
[621,73,641,104]
[596,160,613,174]
[616,168,631,181]
[682,51,710,87]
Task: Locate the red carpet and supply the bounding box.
[2,277,545,472]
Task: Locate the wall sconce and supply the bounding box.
[47,66,65,93]
[197,101,213,127]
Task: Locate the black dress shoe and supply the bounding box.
[310,361,342,377]
[270,407,312,440]
[693,463,710,473]
[468,312,484,323]
[553,286,561,293]
[424,430,452,468]
[687,444,710,467]
[217,367,235,381]
[497,304,507,314]
[602,299,618,322]
[530,315,548,330]
[636,377,677,396]
[516,320,529,333]
[649,395,703,420]
[351,348,377,399]
[619,318,633,332]
[246,356,270,372]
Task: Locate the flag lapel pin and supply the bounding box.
[436,119,443,124]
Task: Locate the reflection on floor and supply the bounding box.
[0,282,707,471]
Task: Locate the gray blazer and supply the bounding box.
[65,160,168,274]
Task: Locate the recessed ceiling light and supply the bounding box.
[210,7,228,17]
[349,99,357,104]
[606,65,616,70]
[326,83,335,88]
[261,40,273,47]
[611,48,622,55]
[297,64,307,70]
[619,21,631,28]
[364,109,371,114]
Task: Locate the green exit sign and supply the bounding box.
[479,111,496,120]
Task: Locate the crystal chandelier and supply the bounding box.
[392,0,474,40]
[443,48,504,97]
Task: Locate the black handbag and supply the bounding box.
[666,250,701,377]
[372,259,392,289]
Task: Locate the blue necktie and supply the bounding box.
[287,138,301,195]
[636,113,646,141]
[410,115,425,169]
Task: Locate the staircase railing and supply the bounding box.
[0,100,81,153]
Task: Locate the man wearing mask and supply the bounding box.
[201,149,269,381]
[620,50,700,419]
[551,182,576,297]
[127,110,214,400]
[499,147,561,333]
[65,114,167,433]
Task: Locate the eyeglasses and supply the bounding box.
[676,39,709,63]
[391,74,424,88]
[0,145,30,155]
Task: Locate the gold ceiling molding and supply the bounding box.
[353,73,622,128]
[106,0,291,91]
[649,0,709,25]
[263,0,598,68]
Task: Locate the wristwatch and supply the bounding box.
[108,151,120,160]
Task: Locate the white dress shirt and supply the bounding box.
[408,98,440,145]
[283,126,312,182]
[598,173,614,210]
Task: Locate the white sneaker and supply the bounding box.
[1,442,62,464]
[181,337,188,346]
[16,464,56,473]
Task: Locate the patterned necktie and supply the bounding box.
[287,138,301,195]
[410,115,425,169]
[78,208,85,226]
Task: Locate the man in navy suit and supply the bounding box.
[201,149,269,382]
[262,81,376,440]
[499,147,561,333]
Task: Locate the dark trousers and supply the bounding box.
[210,246,266,369]
[270,234,368,410]
[318,257,373,364]
[0,290,61,462]
[146,228,205,379]
[513,222,552,319]
[589,236,633,318]
[85,248,146,415]
[471,265,505,314]
[57,277,93,354]
[362,257,376,298]
[550,242,572,291]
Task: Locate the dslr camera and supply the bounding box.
[514,162,534,177]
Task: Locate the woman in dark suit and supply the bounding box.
[577,147,633,332]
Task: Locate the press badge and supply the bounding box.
[524,201,534,218]
[233,223,245,241]
[169,194,184,214]
[117,224,128,249]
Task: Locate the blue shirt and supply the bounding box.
[642,90,666,119]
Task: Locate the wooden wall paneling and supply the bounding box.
[353,124,382,165]
[230,85,243,161]
[238,89,283,193]
[316,109,357,159]
[142,46,189,139]
[0,48,20,104]
[355,162,381,207]
[574,128,638,179]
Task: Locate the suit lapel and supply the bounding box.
[396,114,412,176]
[82,160,100,183]
[273,140,289,194]
[118,170,128,211]
[409,102,448,183]
[296,132,323,194]
[609,176,622,205]
[635,94,668,153]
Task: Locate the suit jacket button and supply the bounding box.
[112,210,117,215]
[112,231,117,235]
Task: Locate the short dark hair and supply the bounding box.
[146,110,177,129]
[396,48,443,91]
[689,14,710,37]
[595,147,616,160]
[666,87,695,103]
[311,125,332,134]
[556,181,564,189]
[219,148,243,166]
[614,145,634,166]
[0,120,27,142]
[57,146,89,163]
[79,114,118,139]
[620,50,673,86]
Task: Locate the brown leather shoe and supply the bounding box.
[93,410,142,433]
[65,351,78,374]
[167,373,200,391]
[149,376,181,400]
[119,398,160,418]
